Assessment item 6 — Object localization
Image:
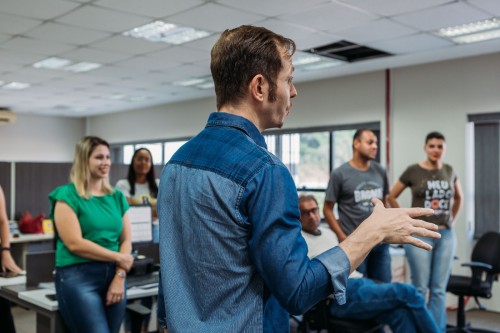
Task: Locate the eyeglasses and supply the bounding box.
[300,207,319,217]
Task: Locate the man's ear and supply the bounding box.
[249,74,266,102]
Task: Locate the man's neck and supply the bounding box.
[349,156,371,171]
[219,100,265,132]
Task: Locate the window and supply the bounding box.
[110,122,381,215]
[468,113,500,237]
[164,141,188,163]
[111,139,189,165]
[265,122,380,213]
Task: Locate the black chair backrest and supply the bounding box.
[471,231,500,274]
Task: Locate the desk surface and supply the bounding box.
[11,280,158,312]
[0,275,26,287]
[10,233,54,243]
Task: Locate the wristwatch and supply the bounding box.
[117,271,126,279]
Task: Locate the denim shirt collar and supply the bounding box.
[206,112,268,149]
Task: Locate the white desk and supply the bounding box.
[0,275,26,287]
[17,284,158,312]
[7,233,54,269]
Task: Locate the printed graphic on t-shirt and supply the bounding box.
[353,181,384,212]
[424,180,452,216]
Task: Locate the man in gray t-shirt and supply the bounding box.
[324,129,391,282]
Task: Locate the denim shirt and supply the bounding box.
[157,112,350,333]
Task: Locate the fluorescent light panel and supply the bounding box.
[452,28,500,44]
[293,52,345,71]
[2,82,31,90]
[32,57,102,73]
[124,21,211,45]
[435,18,500,44]
[435,18,500,37]
[33,57,72,69]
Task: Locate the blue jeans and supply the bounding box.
[404,228,456,332]
[357,243,391,282]
[55,262,126,333]
[330,279,439,333]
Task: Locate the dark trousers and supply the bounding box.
[0,296,16,333]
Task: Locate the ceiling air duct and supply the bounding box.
[0,107,16,124]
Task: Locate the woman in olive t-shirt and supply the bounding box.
[49,136,134,333]
[388,131,463,333]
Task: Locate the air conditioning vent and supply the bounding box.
[305,40,392,63]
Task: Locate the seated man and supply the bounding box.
[299,194,439,333]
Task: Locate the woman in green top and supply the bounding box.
[49,136,134,333]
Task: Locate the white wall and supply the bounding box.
[88,97,216,144]
[0,114,85,162]
[391,52,500,311]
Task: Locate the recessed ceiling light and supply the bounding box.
[451,28,500,44]
[64,62,102,73]
[293,52,344,71]
[196,81,215,89]
[435,18,500,38]
[2,82,31,90]
[33,57,73,69]
[173,78,207,87]
[123,21,211,45]
[434,18,500,44]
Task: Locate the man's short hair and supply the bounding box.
[298,194,318,206]
[352,128,373,149]
[210,25,296,110]
[425,131,445,144]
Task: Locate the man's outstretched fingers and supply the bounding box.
[406,236,433,251]
[405,207,435,218]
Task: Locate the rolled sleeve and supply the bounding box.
[315,246,350,305]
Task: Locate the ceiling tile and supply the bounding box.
[96,0,204,18]
[0,48,45,66]
[25,22,111,45]
[367,33,453,54]
[1,37,76,55]
[184,34,220,52]
[339,0,453,17]
[216,0,329,17]
[61,47,133,64]
[56,5,151,33]
[147,45,209,64]
[393,2,491,31]
[0,13,42,35]
[335,19,419,44]
[168,3,265,32]
[114,56,178,72]
[258,19,340,50]
[90,35,169,55]
[280,2,378,32]
[0,0,79,20]
[468,0,500,15]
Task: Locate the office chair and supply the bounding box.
[299,297,382,333]
[446,231,500,333]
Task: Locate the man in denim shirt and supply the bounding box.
[157,25,440,333]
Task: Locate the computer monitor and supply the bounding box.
[128,205,153,245]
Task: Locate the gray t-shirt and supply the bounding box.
[399,163,456,227]
[325,162,389,235]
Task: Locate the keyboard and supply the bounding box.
[127,273,159,288]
